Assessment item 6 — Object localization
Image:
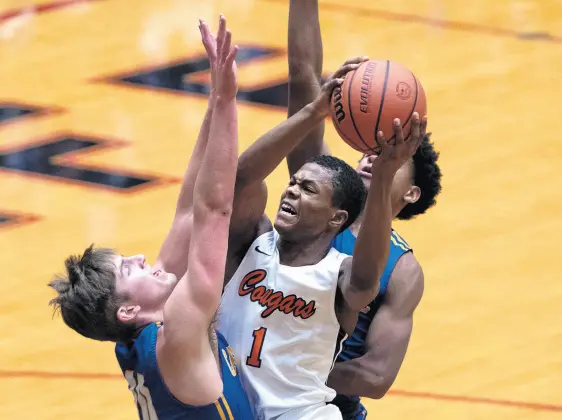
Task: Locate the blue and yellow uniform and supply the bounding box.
[115,322,254,419]
[330,229,412,420]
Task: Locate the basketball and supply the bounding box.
[330,59,427,153]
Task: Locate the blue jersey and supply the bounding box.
[330,228,412,419]
[115,322,254,420]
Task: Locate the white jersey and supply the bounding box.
[218,229,348,420]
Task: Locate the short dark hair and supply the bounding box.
[307,155,367,232]
[397,134,442,220]
[48,245,136,342]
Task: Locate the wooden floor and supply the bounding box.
[1,0,561,418]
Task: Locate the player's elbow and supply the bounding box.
[288,62,322,86]
[194,189,234,217]
[365,382,391,400]
[362,371,393,400]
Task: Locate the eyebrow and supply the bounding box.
[118,256,125,277]
[302,179,318,188]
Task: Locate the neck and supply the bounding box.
[349,213,363,237]
[276,233,334,266]
[349,205,401,237]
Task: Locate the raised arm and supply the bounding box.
[157,17,239,405]
[286,0,328,176]
[156,20,222,279]
[286,0,369,176]
[328,253,424,398]
[339,115,426,311]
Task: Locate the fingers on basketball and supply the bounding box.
[324,78,344,94]
[333,63,359,79]
[329,60,427,155]
[418,115,428,147]
[343,56,369,66]
[376,130,390,157]
[393,118,404,146]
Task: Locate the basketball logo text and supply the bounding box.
[359,61,376,113]
[238,269,316,319]
[332,87,346,123]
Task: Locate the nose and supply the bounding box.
[286,183,300,199]
[131,254,146,268]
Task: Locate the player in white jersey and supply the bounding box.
[219,67,428,419]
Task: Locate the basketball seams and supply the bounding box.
[347,62,372,153]
[372,60,390,152]
[330,72,367,152]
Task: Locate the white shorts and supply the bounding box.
[275,403,342,420]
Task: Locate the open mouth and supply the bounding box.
[279,202,298,216]
[358,165,372,178]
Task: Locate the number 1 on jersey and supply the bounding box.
[246,327,267,368]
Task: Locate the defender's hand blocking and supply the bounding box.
[215,15,238,101]
[373,113,427,174]
[199,19,219,94]
[199,15,238,99]
[311,56,369,117]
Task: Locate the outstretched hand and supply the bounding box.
[372,113,427,174]
[311,56,369,117]
[199,15,238,100]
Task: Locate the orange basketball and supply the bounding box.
[330,59,427,154]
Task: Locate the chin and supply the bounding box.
[273,218,296,236]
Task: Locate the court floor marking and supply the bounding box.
[0,369,560,413]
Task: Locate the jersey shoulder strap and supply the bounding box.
[379,230,412,294]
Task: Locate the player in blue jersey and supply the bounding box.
[48,16,253,419]
[287,1,442,419]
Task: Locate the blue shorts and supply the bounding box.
[354,403,367,420]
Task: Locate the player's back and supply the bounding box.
[330,228,412,418]
[218,229,348,419]
[115,322,254,420]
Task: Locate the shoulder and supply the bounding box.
[115,323,160,372]
[385,253,424,312]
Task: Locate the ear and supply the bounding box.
[329,209,348,231]
[117,305,141,324]
[404,185,421,205]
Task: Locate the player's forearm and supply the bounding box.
[327,358,388,399]
[236,104,324,189]
[286,0,327,175]
[176,94,217,212]
[288,0,322,84]
[194,97,238,211]
[350,171,394,300]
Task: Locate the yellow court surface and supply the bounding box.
[1,0,561,418]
